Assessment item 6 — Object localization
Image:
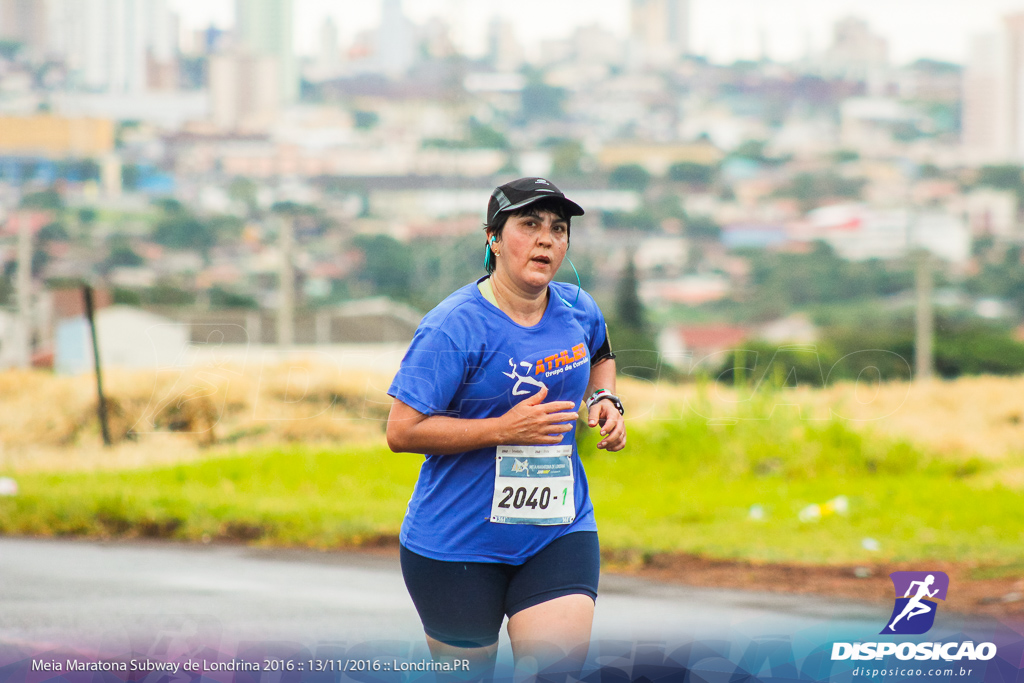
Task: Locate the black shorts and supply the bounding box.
[400,531,600,648]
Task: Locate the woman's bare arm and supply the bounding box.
[387,385,579,455]
[583,358,626,451]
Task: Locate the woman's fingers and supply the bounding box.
[524,384,548,404]
[595,407,626,450]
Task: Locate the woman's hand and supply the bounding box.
[497,385,578,445]
[587,399,626,451]
[386,387,578,455]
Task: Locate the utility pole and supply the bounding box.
[84,285,112,447]
[277,213,295,347]
[14,212,32,368]
[914,250,934,381]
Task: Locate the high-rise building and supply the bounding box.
[83,0,146,93]
[144,0,178,90]
[822,16,888,87]
[630,0,690,64]
[318,17,340,68]
[963,14,1024,162]
[48,0,177,93]
[235,0,297,103]
[487,17,523,72]
[0,0,49,61]
[210,52,280,130]
[377,0,414,76]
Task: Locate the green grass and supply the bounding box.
[0,447,423,547]
[580,414,1023,565]
[1,416,1021,566]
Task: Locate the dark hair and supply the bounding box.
[483,198,572,273]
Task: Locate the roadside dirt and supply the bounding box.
[351,535,1024,618]
[601,550,1024,619]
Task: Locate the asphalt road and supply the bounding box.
[0,537,896,653]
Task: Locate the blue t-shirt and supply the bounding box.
[388,277,609,564]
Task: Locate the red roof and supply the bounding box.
[673,324,749,350]
[51,287,112,319]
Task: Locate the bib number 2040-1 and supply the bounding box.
[490,445,575,525]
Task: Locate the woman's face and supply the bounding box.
[491,209,569,293]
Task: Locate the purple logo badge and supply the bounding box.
[882,571,949,635]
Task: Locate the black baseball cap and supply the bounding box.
[486,177,585,227]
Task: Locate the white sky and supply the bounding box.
[168,0,1024,65]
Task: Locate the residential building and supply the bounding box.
[0,115,115,156]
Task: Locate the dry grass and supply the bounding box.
[616,374,1024,462]
[0,362,392,472]
[3,364,1024,473]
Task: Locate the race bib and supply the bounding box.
[490,445,575,525]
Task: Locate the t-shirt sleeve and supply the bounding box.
[583,292,609,359]
[388,325,469,416]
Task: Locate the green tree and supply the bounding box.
[0,40,22,60]
[521,81,566,121]
[209,215,245,244]
[105,246,145,269]
[20,189,63,211]
[468,119,509,149]
[615,254,646,331]
[38,222,69,242]
[228,177,259,215]
[153,214,215,251]
[153,197,185,214]
[977,165,1022,191]
[121,164,141,191]
[668,162,716,185]
[685,215,721,241]
[549,139,584,177]
[777,172,865,212]
[609,164,651,192]
[352,234,413,301]
[209,285,258,309]
[143,284,195,306]
[353,111,379,129]
[609,253,659,380]
[601,209,658,231]
[732,140,768,162]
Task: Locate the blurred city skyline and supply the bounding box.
[171,0,1024,65]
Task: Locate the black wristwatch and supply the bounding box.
[586,389,624,415]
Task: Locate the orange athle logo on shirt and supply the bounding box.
[535,343,588,375]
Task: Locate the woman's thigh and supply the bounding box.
[400,546,513,649]
[504,531,600,618]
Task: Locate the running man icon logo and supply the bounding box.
[512,459,529,473]
[882,571,949,635]
[503,358,547,396]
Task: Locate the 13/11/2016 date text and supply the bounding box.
[281,660,471,673]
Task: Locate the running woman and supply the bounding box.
[386,177,626,678]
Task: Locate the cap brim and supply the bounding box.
[502,195,585,218]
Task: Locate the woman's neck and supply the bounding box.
[488,272,548,326]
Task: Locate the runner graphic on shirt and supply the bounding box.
[503,359,547,396]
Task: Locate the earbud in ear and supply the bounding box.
[484,235,496,271]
